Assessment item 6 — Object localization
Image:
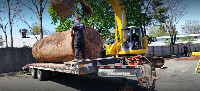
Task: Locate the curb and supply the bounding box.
[0,71,25,77]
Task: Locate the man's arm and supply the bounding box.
[70,29,74,36]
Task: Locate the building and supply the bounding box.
[149,34,200,46]
[0,35,49,48]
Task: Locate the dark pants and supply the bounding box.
[184,50,188,57]
[74,36,86,59]
[102,49,106,58]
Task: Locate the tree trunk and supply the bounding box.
[39,0,43,39]
[173,33,176,44]
[4,32,8,47]
[170,36,174,45]
[7,0,13,47]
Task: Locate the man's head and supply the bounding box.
[132,29,135,34]
[75,16,81,22]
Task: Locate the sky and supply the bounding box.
[0,0,200,36]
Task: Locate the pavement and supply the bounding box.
[155,60,200,91]
[0,60,200,91]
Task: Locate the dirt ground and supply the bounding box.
[168,55,200,61]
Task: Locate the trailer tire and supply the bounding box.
[31,68,37,79]
[46,70,52,80]
[37,69,46,81]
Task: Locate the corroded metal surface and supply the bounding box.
[50,0,93,19]
[50,0,75,18]
[32,27,102,62]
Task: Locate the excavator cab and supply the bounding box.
[121,27,142,50]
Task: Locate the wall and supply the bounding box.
[145,43,200,57]
[0,48,37,73]
[0,44,200,73]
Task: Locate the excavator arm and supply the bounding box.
[108,0,127,42]
[50,0,164,68]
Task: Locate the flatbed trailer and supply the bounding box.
[22,57,159,91]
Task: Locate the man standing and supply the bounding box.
[131,30,138,49]
[183,45,188,57]
[71,16,86,61]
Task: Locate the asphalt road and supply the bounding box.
[155,60,200,91]
[0,60,200,91]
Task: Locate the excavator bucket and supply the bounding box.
[78,0,93,16]
[50,0,93,19]
[50,0,76,19]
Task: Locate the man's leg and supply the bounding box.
[80,39,86,60]
[184,51,187,57]
[74,40,80,60]
[132,41,135,49]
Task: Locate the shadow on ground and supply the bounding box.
[48,73,153,91]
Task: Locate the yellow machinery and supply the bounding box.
[192,52,200,73]
[106,0,148,55]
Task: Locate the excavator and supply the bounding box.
[50,0,164,68]
[49,0,165,90]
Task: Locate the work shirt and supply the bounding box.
[183,46,188,51]
[71,22,85,38]
[132,33,139,42]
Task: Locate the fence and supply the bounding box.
[0,48,37,73]
[144,43,200,57]
[0,44,200,73]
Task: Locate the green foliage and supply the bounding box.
[48,0,115,42]
[31,25,40,35]
[164,40,171,45]
[23,44,30,48]
[148,25,169,37]
[181,36,197,42]
[149,0,169,24]
[48,0,168,42]
[121,0,145,27]
[121,0,168,34]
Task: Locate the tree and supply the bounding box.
[162,0,189,45]
[0,0,22,47]
[0,23,8,47]
[122,0,168,35]
[7,0,13,47]
[181,20,200,35]
[48,0,168,43]
[148,25,169,37]
[0,35,3,47]
[31,25,40,35]
[18,0,48,39]
[48,0,115,43]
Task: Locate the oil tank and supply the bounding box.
[32,26,103,62]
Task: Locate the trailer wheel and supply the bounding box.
[31,68,37,79]
[46,70,52,80]
[37,69,46,81]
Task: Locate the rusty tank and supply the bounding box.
[32,26,103,62]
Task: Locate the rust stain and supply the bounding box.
[32,26,103,63]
